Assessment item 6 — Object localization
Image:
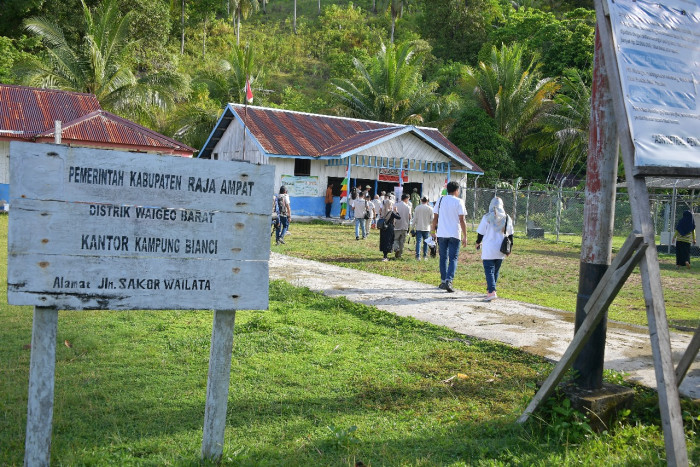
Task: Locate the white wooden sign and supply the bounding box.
[606,0,700,174]
[8,141,274,310]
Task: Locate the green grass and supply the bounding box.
[274,221,699,331]
[1,215,698,464]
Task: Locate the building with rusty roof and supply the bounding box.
[199,104,483,216]
[0,84,196,205]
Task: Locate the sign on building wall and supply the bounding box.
[378,169,408,183]
[280,175,320,196]
[7,142,274,311]
[607,0,700,171]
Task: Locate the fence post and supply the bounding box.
[525,185,531,236]
[513,184,519,230]
[556,180,564,242]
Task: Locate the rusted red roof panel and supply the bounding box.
[0,84,194,155]
[0,84,100,135]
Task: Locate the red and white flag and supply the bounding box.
[245,79,254,104]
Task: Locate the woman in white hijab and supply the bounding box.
[475,197,514,301]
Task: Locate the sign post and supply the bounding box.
[8,142,274,463]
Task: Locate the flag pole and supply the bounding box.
[242,76,249,161]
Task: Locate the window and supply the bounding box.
[294,158,311,176]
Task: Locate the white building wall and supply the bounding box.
[211,118,266,165]
[362,133,451,163]
[0,141,9,184]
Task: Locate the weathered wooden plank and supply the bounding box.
[8,254,268,310]
[201,309,236,461]
[24,306,58,467]
[9,142,274,215]
[675,325,700,385]
[9,199,270,261]
[594,1,689,463]
[517,233,646,424]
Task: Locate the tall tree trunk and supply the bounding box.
[373,0,377,13]
[263,0,267,14]
[180,0,185,55]
[318,0,321,14]
[202,15,206,58]
[390,15,396,43]
[293,0,297,34]
[236,8,241,46]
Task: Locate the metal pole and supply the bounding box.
[513,181,519,230]
[525,184,531,236]
[473,175,480,230]
[668,180,678,254]
[24,306,59,467]
[556,178,565,242]
[573,26,620,389]
[202,310,237,461]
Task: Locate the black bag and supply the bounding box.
[500,216,512,255]
[376,218,386,230]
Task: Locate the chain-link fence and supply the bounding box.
[462,185,698,245]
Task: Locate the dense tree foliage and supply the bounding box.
[1,0,597,184]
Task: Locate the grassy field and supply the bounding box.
[1,215,698,464]
[273,221,699,331]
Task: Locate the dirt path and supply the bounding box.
[270,252,699,400]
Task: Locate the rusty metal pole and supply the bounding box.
[573,27,619,389]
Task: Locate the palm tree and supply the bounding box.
[464,43,559,147]
[330,41,441,124]
[199,43,259,105]
[17,0,187,125]
[526,68,591,181]
[232,0,259,46]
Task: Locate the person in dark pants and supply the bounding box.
[325,183,334,218]
[672,210,696,268]
[379,198,400,261]
[430,181,467,292]
[275,186,291,245]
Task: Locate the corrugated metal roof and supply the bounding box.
[35,110,195,155]
[200,104,483,173]
[0,84,195,155]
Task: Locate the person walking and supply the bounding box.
[325,183,334,218]
[672,210,697,268]
[364,193,374,236]
[393,193,412,259]
[353,193,369,240]
[413,197,432,260]
[475,197,514,301]
[379,198,401,261]
[410,188,420,212]
[371,194,382,229]
[275,186,291,245]
[431,181,467,293]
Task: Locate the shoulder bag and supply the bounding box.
[500,216,512,255]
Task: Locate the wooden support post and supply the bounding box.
[201,310,237,461]
[574,27,619,390]
[518,233,646,424]
[24,306,59,467]
[594,0,688,462]
[675,324,700,385]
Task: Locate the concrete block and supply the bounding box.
[560,382,635,432]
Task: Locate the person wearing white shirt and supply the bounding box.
[475,197,514,301]
[413,197,433,260]
[430,181,467,292]
[353,194,369,240]
[371,195,382,229]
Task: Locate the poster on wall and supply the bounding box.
[606,0,700,172]
[378,169,408,183]
[280,175,320,196]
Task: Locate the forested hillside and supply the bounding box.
[0,0,597,185]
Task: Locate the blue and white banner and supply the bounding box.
[607,0,700,169]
